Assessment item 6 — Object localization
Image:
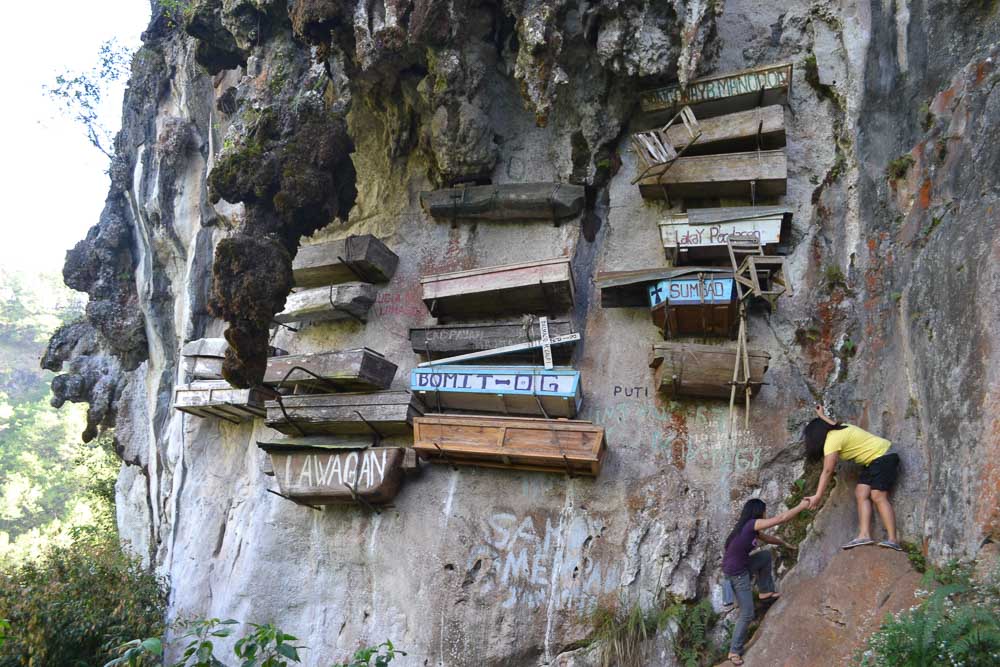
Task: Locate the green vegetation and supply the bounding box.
[777,460,834,562]
[886,154,916,181]
[918,102,935,132]
[823,264,848,292]
[331,641,406,667]
[802,54,843,109]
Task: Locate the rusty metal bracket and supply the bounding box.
[353,409,383,447]
[271,320,299,332]
[432,441,460,471]
[342,476,381,515]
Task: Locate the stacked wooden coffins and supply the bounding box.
[174,338,282,423]
[410,257,605,476]
[275,234,398,325]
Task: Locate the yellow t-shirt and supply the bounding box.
[824,424,891,465]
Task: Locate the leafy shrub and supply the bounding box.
[331,641,405,667]
[886,154,916,180]
[0,528,166,666]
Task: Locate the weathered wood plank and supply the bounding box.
[420,183,585,221]
[421,257,574,318]
[640,63,793,118]
[265,391,423,436]
[662,105,786,155]
[639,149,787,200]
[413,415,606,476]
[650,342,770,399]
[264,349,397,392]
[410,365,581,418]
[174,381,272,422]
[181,338,227,379]
[659,206,792,263]
[274,283,377,324]
[650,289,739,339]
[266,446,406,505]
[293,235,398,287]
[409,320,575,362]
[595,267,733,308]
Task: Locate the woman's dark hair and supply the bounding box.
[803,418,849,461]
[725,499,767,548]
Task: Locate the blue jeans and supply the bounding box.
[726,549,776,655]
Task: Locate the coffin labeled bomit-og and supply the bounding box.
[650,275,739,339]
[420,183,585,221]
[421,257,574,319]
[640,62,793,118]
[659,206,793,263]
[409,320,577,363]
[274,283,377,325]
[638,149,787,200]
[265,391,423,436]
[413,414,606,476]
[410,365,581,418]
[264,348,397,392]
[174,381,273,423]
[293,234,398,287]
[260,444,409,505]
[650,342,770,399]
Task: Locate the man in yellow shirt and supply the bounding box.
[802,405,901,551]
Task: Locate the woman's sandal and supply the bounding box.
[728,653,744,665]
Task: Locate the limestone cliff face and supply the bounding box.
[44,0,1000,664]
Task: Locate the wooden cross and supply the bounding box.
[416,317,580,367]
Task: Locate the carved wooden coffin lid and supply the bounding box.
[174,380,273,422]
[650,342,770,399]
[637,149,787,200]
[293,234,398,287]
[595,267,733,308]
[265,391,423,437]
[410,365,582,418]
[265,446,407,505]
[420,183,585,221]
[640,63,792,118]
[264,348,397,392]
[413,414,606,476]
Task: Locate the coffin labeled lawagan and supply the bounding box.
[174,381,273,422]
[650,342,770,399]
[659,206,793,263]
[261,444,408,505]
[421,257,574,319]
[640,63,793,118]
[264,348,397,392]
[181,338,228,380]
[409,320,576,362]
[410,365,581,418]
[413,414,606,476]
[293,234,398,287]
[265,391,423,436]
[274,283,377,324]
[650,275,739,339]
[638,149,787,200]
[420,183,585,221]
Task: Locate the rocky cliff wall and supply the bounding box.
[44,0,1000,664]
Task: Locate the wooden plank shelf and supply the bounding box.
[420,183,585,221]
[659,206,792,263]
[262,446,408,505]
[413,414,606,476]
[650,342,770,399]
[274,284,377,325]
[420,257,574,319]
[638,149,787,200]
[640,63,792,119]
[264,349,397,393]
[293,235,398,287]
[265,391,423,436]
[650,276,739,339]
[174,381,273,423]
[657,105,786,156]
[410,365,582,418]
[409,320,576,363]
[181,338,228,380]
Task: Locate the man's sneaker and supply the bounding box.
[878,540,903,551]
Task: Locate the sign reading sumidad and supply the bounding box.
[641,64,792,113]
[410,366,579,396]
[648,278,734,307]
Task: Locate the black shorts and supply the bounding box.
[859,452,900,491]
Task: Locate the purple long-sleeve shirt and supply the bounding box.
[722,520,759,575]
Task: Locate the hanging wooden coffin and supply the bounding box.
[595,267,733,308]
[650,277,738,339]
[413,414,606,476]
[410,365,581,418]
[264,348,397,392]
[640,63,793,118]
[409,320,576,363]
[420,257,574,319]
[420,183,585,221]
[659,206,793,263]
[174,381,273,422]
[262,445,408,505]
[650,342,770,399]
[293,234,399,287]
[638,149,787,200]
[181,338,228,380]
[274,284,377,325]
[657,105,786,156]
[265,391,423,436]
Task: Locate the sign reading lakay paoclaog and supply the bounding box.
[641,63,792,113]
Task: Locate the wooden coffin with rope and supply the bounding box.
[264,348,397,392]
[637,149,787,200]
[265,391,423,437]
[174,381,274,422]
[659,206,792,263]
[640,62,792,118]
[649,274,739,339]
[292,234,399,287]
[409,320,576,362]
[419,183,585,221]
[410,365,582,418]
[274,283,377,325]
[413,414,606,476]
[650,342,770,399]
[420,257,574,319]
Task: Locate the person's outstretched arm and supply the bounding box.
[753,499,810,531]
[758,532,797,549]
[805,453,838,508]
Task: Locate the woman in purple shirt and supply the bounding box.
[723,498,810,664]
